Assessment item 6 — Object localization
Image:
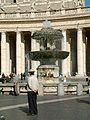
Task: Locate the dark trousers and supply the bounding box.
[27,91,38,114]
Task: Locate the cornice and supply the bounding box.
[0,11,90,23]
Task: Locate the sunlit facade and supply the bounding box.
[0,0,90,77]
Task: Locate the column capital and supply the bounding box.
[1,31,7,36]
[61,29,67,32]
[31,31,35,36]
[1,31,6,42]
[16,29,21,33]
[77,27,83,31]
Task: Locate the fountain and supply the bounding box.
[27,19,69,84]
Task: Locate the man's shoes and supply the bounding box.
[27,113,37,116]
[27,113,32,116]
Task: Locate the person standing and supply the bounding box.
[27,69,39,115]
[13,74,20,96]
[88,75,90,103]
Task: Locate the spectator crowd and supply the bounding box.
[0,72,26,83]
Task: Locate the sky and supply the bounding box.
[85,0,90,6]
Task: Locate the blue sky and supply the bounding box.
[85,0,90,6]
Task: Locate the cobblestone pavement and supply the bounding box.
[0,94,90,120]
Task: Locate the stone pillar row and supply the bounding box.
[1,31,25,75]
[0,28,86,76]
[1,30,40,75]
[61,28,86,76]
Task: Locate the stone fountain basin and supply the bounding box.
[28,50,69,60]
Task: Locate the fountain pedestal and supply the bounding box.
[37,65,59,94]
[37,65,59,84]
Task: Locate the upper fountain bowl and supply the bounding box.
[28,49,69,61]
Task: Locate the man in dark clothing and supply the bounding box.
[27,69,39,115]
[86,74,90,103]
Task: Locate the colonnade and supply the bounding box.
[0,30,40,75]
[0,27,89,76]
[61,28,87,76]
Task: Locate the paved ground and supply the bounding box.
[0,94,90,120]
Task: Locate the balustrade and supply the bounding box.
[0,6,89,19]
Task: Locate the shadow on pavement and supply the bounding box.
[19,106,28,114]
[77,99,89,104]
[27,115,38,120]
[18,107,39,120]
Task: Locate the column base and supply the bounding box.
[76,73,85,77]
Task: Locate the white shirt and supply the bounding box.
[27,75,39,92]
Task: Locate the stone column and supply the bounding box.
[16,31,22,75]
[83,43,86,75]
[10,59,12,74]
[6,34,10,75]
[31,32,40,73]
[77,28,84,76]
[61,29,67,76]
[21,34,25,74]
[83,30,86,76]
[67,31,71,76]
[1,32,7,74]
